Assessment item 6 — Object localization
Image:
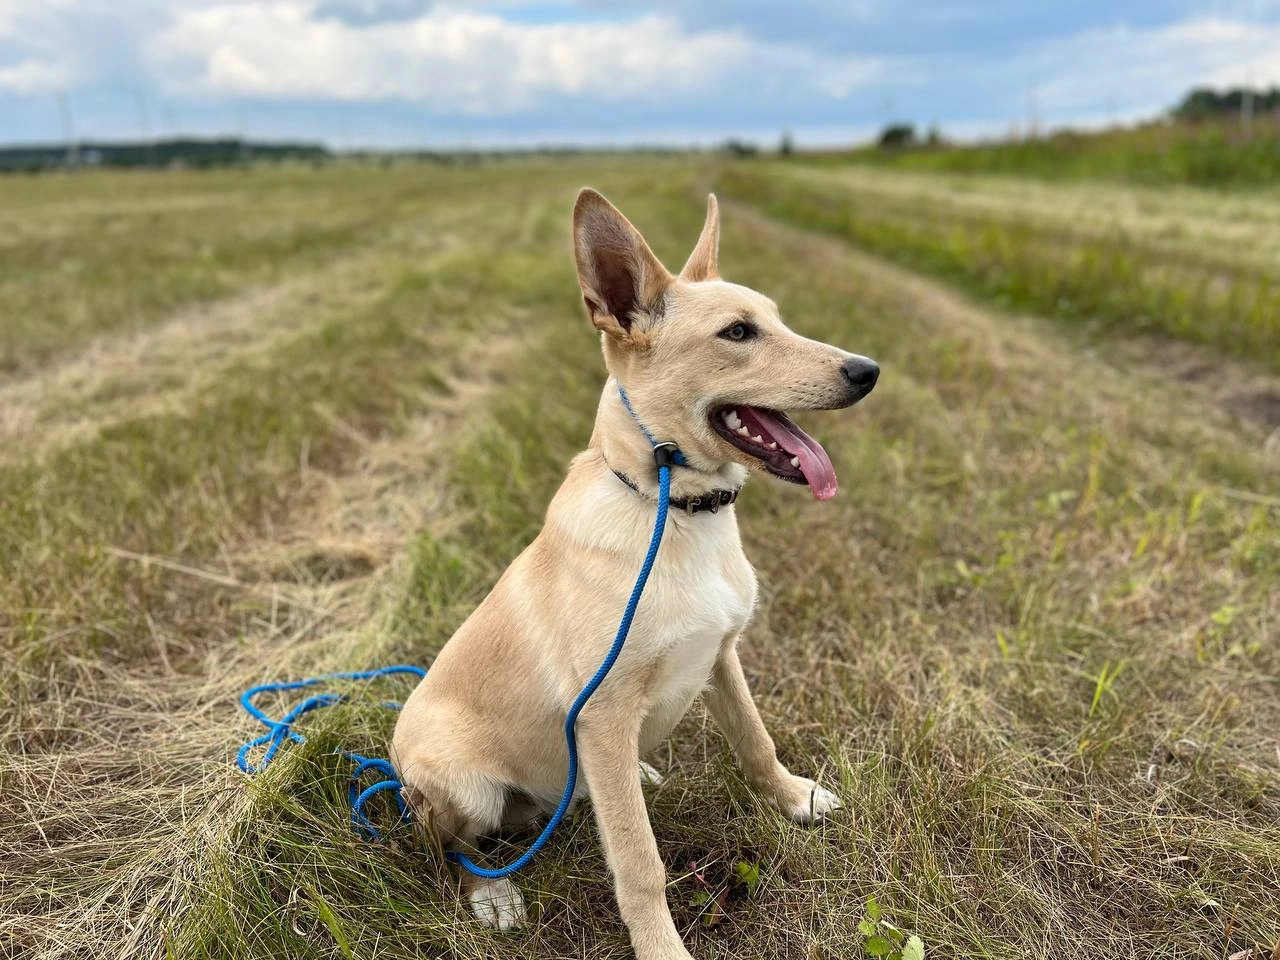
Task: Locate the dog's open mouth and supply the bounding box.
[710,406,839,500]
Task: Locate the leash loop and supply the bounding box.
[235,666,425,837]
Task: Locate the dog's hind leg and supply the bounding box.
[398,763,528,930]
[462,861,526,931]
[704,639,841,824]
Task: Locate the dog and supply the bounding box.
[391,188,879,959]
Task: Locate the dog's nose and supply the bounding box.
[841,356,880,391]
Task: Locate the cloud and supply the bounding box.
[1028,17,1280,121]
[2,2,1278,145]
[147,1,880,111]
[0,56,72,94]
[0,2,73,94]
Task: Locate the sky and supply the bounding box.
[2,0,1279,149]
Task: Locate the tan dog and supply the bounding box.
[391,188,879,959]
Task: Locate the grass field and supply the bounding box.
[834,121,1280,187]
[2,156,1278,960]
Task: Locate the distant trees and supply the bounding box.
[1172,86,1280,121]
[877,123,917,148]
[721,139,759,157]
[0,138,329,173]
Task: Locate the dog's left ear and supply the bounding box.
[679,193,720,282]
[573,188,672,340]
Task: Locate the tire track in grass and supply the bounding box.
[723,165,1280,374]
[0,209,487,466]
[723,196,1280,461]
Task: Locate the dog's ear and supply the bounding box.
[679,193,720,282]
[573,188,671,339]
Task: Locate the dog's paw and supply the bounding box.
[469,878,526,931]
[638,760,665,788]
[776,775,842,825]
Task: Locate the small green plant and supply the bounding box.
[1089,660,1125,718]
[688,859,764,927]
[857,897,925,959]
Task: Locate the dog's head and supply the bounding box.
[573,188,878,501]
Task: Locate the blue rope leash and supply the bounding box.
[236,665,427,836]
[618,384,686,467]
[236,383,677,874]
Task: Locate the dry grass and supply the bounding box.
[2,160,1277,960]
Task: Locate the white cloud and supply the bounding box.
[147,1,878,111]
[1029,17,1280,121]
[0,56,72,94]
[0,2,74,93]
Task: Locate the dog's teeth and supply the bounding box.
[725,410,742,429]
[736,426,749,437]
[767,442,778,450]
[789,456,800,467]
[751,435,763,444]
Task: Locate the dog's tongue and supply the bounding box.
[747,408,839,500]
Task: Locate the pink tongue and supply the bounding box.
[745,408,839,501]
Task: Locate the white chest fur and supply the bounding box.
[616,505,757,750]
[548,468,759,750]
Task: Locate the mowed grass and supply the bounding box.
[3,159,1278,960]
[833,121,1280,187]
[722,162,1280,372]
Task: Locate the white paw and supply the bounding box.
[468,878,526,931]
[638,760,665,788]
[785,778,842,825]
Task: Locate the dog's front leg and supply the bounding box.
[704,640,841,824]
[579,712,693,960]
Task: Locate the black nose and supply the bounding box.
[841,356,880,391]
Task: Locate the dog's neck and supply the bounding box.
[589,379,748,508]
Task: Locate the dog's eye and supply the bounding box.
[719,321,756,342]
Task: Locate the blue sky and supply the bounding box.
[2,1,1278,148]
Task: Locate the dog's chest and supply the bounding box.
[634,518,756,742]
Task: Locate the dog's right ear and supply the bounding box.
[573,188,671,340]
[679,193,719,282]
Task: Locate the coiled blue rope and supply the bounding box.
[236,383,677,874]
[236,666,427,836]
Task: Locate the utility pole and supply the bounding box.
[1241,72,1255,141]
[136,89,157,167]
[56,90,79,170]
[235,101,249,164]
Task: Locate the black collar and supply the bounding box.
[611,469,741,515]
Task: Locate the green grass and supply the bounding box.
[3,159,1278,960]
[832,121,1280,187]
[720,163,1280,371]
